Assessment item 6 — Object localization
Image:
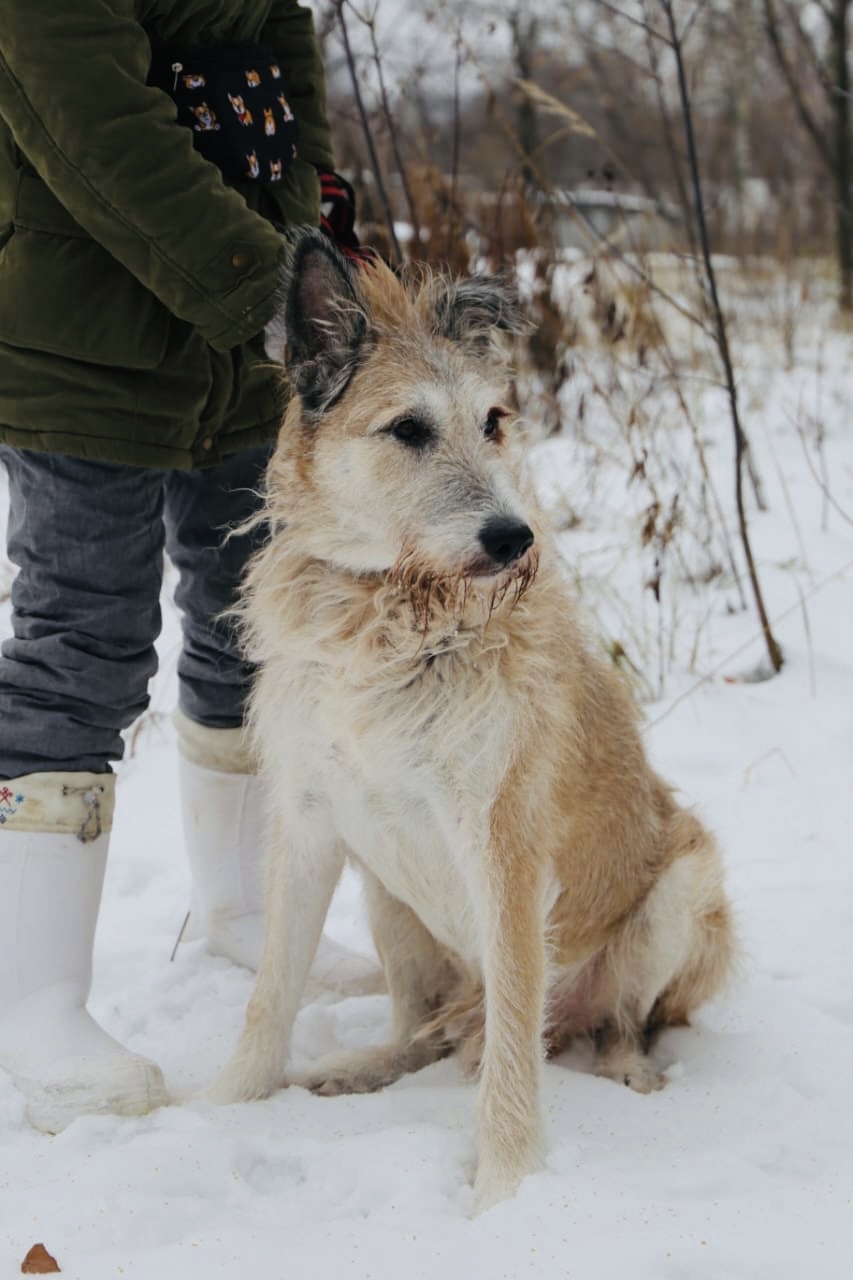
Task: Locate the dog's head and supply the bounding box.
[267,231,538,606]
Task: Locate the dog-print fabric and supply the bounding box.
[148,42,299,184]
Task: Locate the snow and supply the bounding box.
[1,264,851,1278]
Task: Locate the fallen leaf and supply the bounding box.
[21,1243,60,1274]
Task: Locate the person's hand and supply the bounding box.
[316,169,376,264]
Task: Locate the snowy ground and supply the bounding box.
[1,266,851,1278]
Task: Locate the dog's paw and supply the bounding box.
[297,1069,378,1097]
[625,1065,667,1094]
[205,1060,286,1106]
[294,1040,446,1097]
[293,1046,400,1096]
[594,1053,666,1094]
[471,1161,527,1215]
[471,1128,542,1215]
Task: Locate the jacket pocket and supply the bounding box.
[0,225,171,371]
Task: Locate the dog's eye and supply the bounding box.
[388,417,433,449]
[484,407,509,442]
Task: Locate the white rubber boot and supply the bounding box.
[175,712,384,994]
[175,711,268,970]
[0,773,167,1133]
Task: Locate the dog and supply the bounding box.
[209,232,736,1213]
[227,93,252,126]
[192,103,219,132]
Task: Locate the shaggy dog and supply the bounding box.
[210,232,735,1212]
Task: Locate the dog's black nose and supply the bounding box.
[478,516,535,566]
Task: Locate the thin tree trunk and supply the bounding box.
[831,0,853,311]
[660,0,783,675]
[730,0,757,242]
[510,5,541,192]
[365,14,422,254]
[763,0,852,311]
[335,0,403,266]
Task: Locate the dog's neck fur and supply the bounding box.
[247,543,540,676]
[242,532,568,804]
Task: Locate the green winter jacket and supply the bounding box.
[0,0,334,468]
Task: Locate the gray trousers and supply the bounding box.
[0,445,272,778]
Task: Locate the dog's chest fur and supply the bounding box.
[260,604,521,970]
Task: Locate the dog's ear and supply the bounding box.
[270,230,368,413]
[433,275,529,350]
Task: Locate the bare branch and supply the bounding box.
[793,412,853,529]
[590,0,670,44]
[581,32,662,83]
[658,0,783,673]
[336,0,404,264]
[363,1,423,250]
[640,0,701,267]
[679,0,709,45]
[781,0,829,87]
[762,0,834,169]
[447,28,463,256]
[649,560,853,727]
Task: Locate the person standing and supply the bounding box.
[0,0,353,1132]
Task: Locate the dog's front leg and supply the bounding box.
[293,869,458,1095]
[473,849,546,1214]
[209,810,344,1104]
